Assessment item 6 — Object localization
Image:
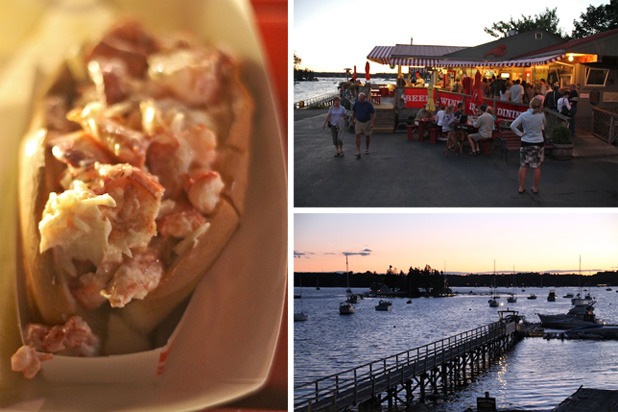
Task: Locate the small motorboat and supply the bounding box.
[339,301,355,315]
[347,294,360,304]
[527,294,537,300]
[507,294,517,303]
[563,292,574,299]
[294,312,308,322]
[547,290,556,301]
[406,299,412,304]
[375,300,393,311]
[565,324,618,340]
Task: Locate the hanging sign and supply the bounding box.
[494,101,528,121]
[403,88,437,108]
[436,91,464,109]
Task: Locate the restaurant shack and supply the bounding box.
[366,28,618,145]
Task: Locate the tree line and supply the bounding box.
[294,270,618,292]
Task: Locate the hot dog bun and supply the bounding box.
[16,20,252,355]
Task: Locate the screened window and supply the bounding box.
[585,68,609,87]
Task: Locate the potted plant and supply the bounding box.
[549,125,573,160]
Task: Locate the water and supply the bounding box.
[294,77,396,103]
[294,286,618,411]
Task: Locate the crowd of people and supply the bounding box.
[450,76,579,136]
[324,74,580,194]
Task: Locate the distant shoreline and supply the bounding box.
[294,271,618,289]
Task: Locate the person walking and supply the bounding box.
[352,92,375,159]
[510,97,546,194]
[322,96,348,157]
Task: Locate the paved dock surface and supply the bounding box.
[294,109,618,207]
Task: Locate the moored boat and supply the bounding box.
[375,300,392,311]
[565,324,618,340]
[339,301,355,315]
[527,294,537,300]
[547,290,556,301]
[294,312,308,322]
[538,298,602,329]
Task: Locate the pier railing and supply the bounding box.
[294,92,340,109]
[294,319,508,411]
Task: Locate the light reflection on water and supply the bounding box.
[294,286,618,411]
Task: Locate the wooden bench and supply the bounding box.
[500,130,554,163]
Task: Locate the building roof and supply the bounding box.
[444,29,564,60]
[391,44,468,58]
[516,28,618,58]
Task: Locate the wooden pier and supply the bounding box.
[294,310,522,411]
[295,92,341,109]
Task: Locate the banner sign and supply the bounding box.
[494,101,528,121]
[436,91,464,109]
[463,98,495,115]
[403,88,437,108]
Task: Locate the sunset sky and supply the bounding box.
[294,213,618,275]
[293,0,609,73]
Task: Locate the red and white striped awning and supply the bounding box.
[389,58,440,67]
[367,46,394,64]
[438,53,566,68]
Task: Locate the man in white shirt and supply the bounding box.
[509,79,524,103]
[467,104,494,155]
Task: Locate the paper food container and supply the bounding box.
[0,0,286,410]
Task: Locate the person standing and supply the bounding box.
[322,96,348,157]
[509,79,524,103]
[568,84,579,136]
[557,91,571,117]
[352,92,375,159]
[539,79,548,96]
[510,97,546,194]
[467,104,494,155]
[544,85,561,111]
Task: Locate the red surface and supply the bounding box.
[250,0,288,154]
[209,1,288,411]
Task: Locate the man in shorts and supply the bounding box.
[467,104,493,155]
[352,92,375,159]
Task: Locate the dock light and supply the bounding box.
[568,54,574,62]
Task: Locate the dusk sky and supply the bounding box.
[294,0,610,73]
[294,213,618,275]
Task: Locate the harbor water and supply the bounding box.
[294,77,395,103]
[294,286,618,411]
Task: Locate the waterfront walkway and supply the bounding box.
[294,109,618,207]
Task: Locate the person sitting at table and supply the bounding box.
[415,104,434,139]
[467,104,494,155]
[435,104,446,128]
[453,102,467,124]
[442,105,457,133]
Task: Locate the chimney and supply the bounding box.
[410,36,413,45]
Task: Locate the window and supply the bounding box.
[535,32,543,40]
[585,68,609,87]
